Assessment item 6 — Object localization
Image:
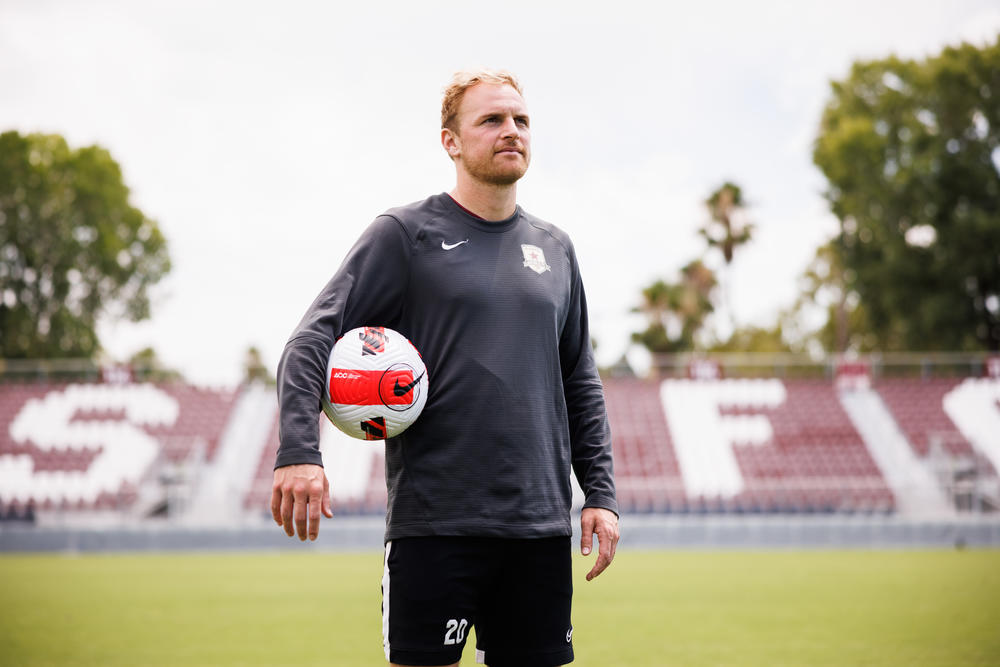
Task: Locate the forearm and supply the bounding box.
[275,336,329,469]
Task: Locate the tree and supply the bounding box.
[128,346,182,382]
[790,241,879,354]
[632,182,754,356]
[699,181,754,334]
[699,182,754,265]
[813,38,1000,351]
[632,259,717,353]
[709,323,796,354]
[0,132,170,358]
[243,345,274,385]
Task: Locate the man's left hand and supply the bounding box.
[580,507,619,581]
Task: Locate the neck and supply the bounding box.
[450,173,518,221]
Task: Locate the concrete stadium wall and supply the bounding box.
[618,515,1000,550]
[2,515,1000,552]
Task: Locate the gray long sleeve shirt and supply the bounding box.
[276,193,617,541]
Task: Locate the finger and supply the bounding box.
[293,482,308,541]
[307,481,323,541]
[586,526,611,580]
[586,518,620,581]
[607,522,621,560]
[280,483,295,537]
[586,548,612,581]
[270,484,283,526]
[580,514,595,556]
[322,475,334,519]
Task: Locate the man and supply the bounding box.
[271,69,618,667]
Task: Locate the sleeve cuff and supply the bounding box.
[582,496,619,517]
[274,448,324,470]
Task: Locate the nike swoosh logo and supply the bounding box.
[442,239,469,250]
[393,371,425,397]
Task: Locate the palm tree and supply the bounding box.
[698,182,754,334]
[633,260,718,354]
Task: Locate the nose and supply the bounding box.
[500,116,520,139]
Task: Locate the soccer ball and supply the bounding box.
[321,326,429,440]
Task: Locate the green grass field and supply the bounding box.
[1,549,998,666]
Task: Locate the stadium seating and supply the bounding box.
[877,378,999,474]
[875,377,1000,511]
[0,382,237,513]
[611,379,893,514]
[877,378,977,458]
[3,374,999,520]
[605,378,685,512]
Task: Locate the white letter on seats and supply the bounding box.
[3,384,178,505]
[661,379,785,498]
[943,378,1000,476]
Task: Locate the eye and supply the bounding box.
[483,116,500,124]
[515,117,529,128]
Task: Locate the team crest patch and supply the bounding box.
[521,244,551,274]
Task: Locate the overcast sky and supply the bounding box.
[2,0,998,385]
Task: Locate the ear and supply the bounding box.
[441,127,461,159]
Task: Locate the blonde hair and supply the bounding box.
[441,69,524,131]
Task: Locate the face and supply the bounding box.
[444,83,531,186]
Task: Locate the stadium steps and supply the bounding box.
[184,383,276,524]
[319,418,385,507]
[839,388,950,515]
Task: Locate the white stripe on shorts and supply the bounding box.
[382,540,392,662]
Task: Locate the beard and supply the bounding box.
[461,147,530,186]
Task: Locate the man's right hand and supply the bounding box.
[271,464,333,541]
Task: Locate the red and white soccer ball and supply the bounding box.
[321,326,429,440]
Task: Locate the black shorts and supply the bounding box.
[381,536,574,667]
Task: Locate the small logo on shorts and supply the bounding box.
[566,626,573,643]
